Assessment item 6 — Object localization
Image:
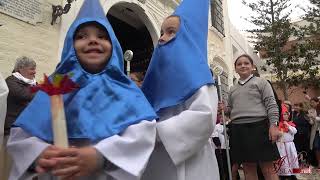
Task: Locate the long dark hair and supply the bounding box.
[267,80,282,119]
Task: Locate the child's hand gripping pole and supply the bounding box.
[31,74,79,179]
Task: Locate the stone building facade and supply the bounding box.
[0,0,258,96]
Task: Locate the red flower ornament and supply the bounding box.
[31,74,79,95]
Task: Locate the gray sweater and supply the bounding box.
[228,76,279,125]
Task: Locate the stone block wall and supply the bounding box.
[0,0,61,80]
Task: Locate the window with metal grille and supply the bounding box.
[210,0,224,35]
[220,71,229,102]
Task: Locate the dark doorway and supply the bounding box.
[107,5,154,73]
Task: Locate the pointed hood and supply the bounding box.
[141,0,214,112]
[14,0,157,143]
[60,0,123,70]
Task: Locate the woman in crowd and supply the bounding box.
[5,56,37,136]
[293,102,312,164]
[308,97,320,168]
[3,56,36,180]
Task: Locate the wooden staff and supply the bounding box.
[50,94,68,148]
[213,65,232,180]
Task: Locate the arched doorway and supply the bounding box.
[107,3,156,73]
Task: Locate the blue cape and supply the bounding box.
[14,0,157,143]
[141,0,214,112]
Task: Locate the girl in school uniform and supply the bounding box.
[224,54,280,180]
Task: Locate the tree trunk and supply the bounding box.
[280,81,289,100]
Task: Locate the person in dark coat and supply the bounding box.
[293,103,313,164]
[1,56,36,180]
[4,56,37,136]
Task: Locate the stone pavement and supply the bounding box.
[295,167,320,180]
[237,167,320,179]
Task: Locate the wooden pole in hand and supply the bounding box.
[50,95,68,148]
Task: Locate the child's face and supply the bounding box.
[235,57,254,79]
[293,104,300,111]
[283,112,290,121]
[130,73,143,88]
[284,104,289,109]
[159,16,180,45]
[311,100,318,108]
[74,23,112,73]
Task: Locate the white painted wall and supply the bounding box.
[223,3,262,85]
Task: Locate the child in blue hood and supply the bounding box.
[7,0,157,179]
[140,0,219,180]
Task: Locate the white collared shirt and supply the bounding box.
[238,74,253,85]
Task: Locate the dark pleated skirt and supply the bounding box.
[229,120,280,163]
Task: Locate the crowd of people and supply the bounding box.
[1,0,218,180]
[0,0,319,180]
[212,55,320,180]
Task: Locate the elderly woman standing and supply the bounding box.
[1,56,36,179]
[5,56,36,135]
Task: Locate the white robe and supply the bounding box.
[211,123,226,149]
[7,120,156,180]
[141,85,220,180]
[276,125,299,176]
[0,73,9,149]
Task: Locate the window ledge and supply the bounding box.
[209,26,225,39]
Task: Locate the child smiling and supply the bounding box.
[8,0,157,179]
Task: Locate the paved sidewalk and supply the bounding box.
[237,168,320,179]
[296,167,320,180]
